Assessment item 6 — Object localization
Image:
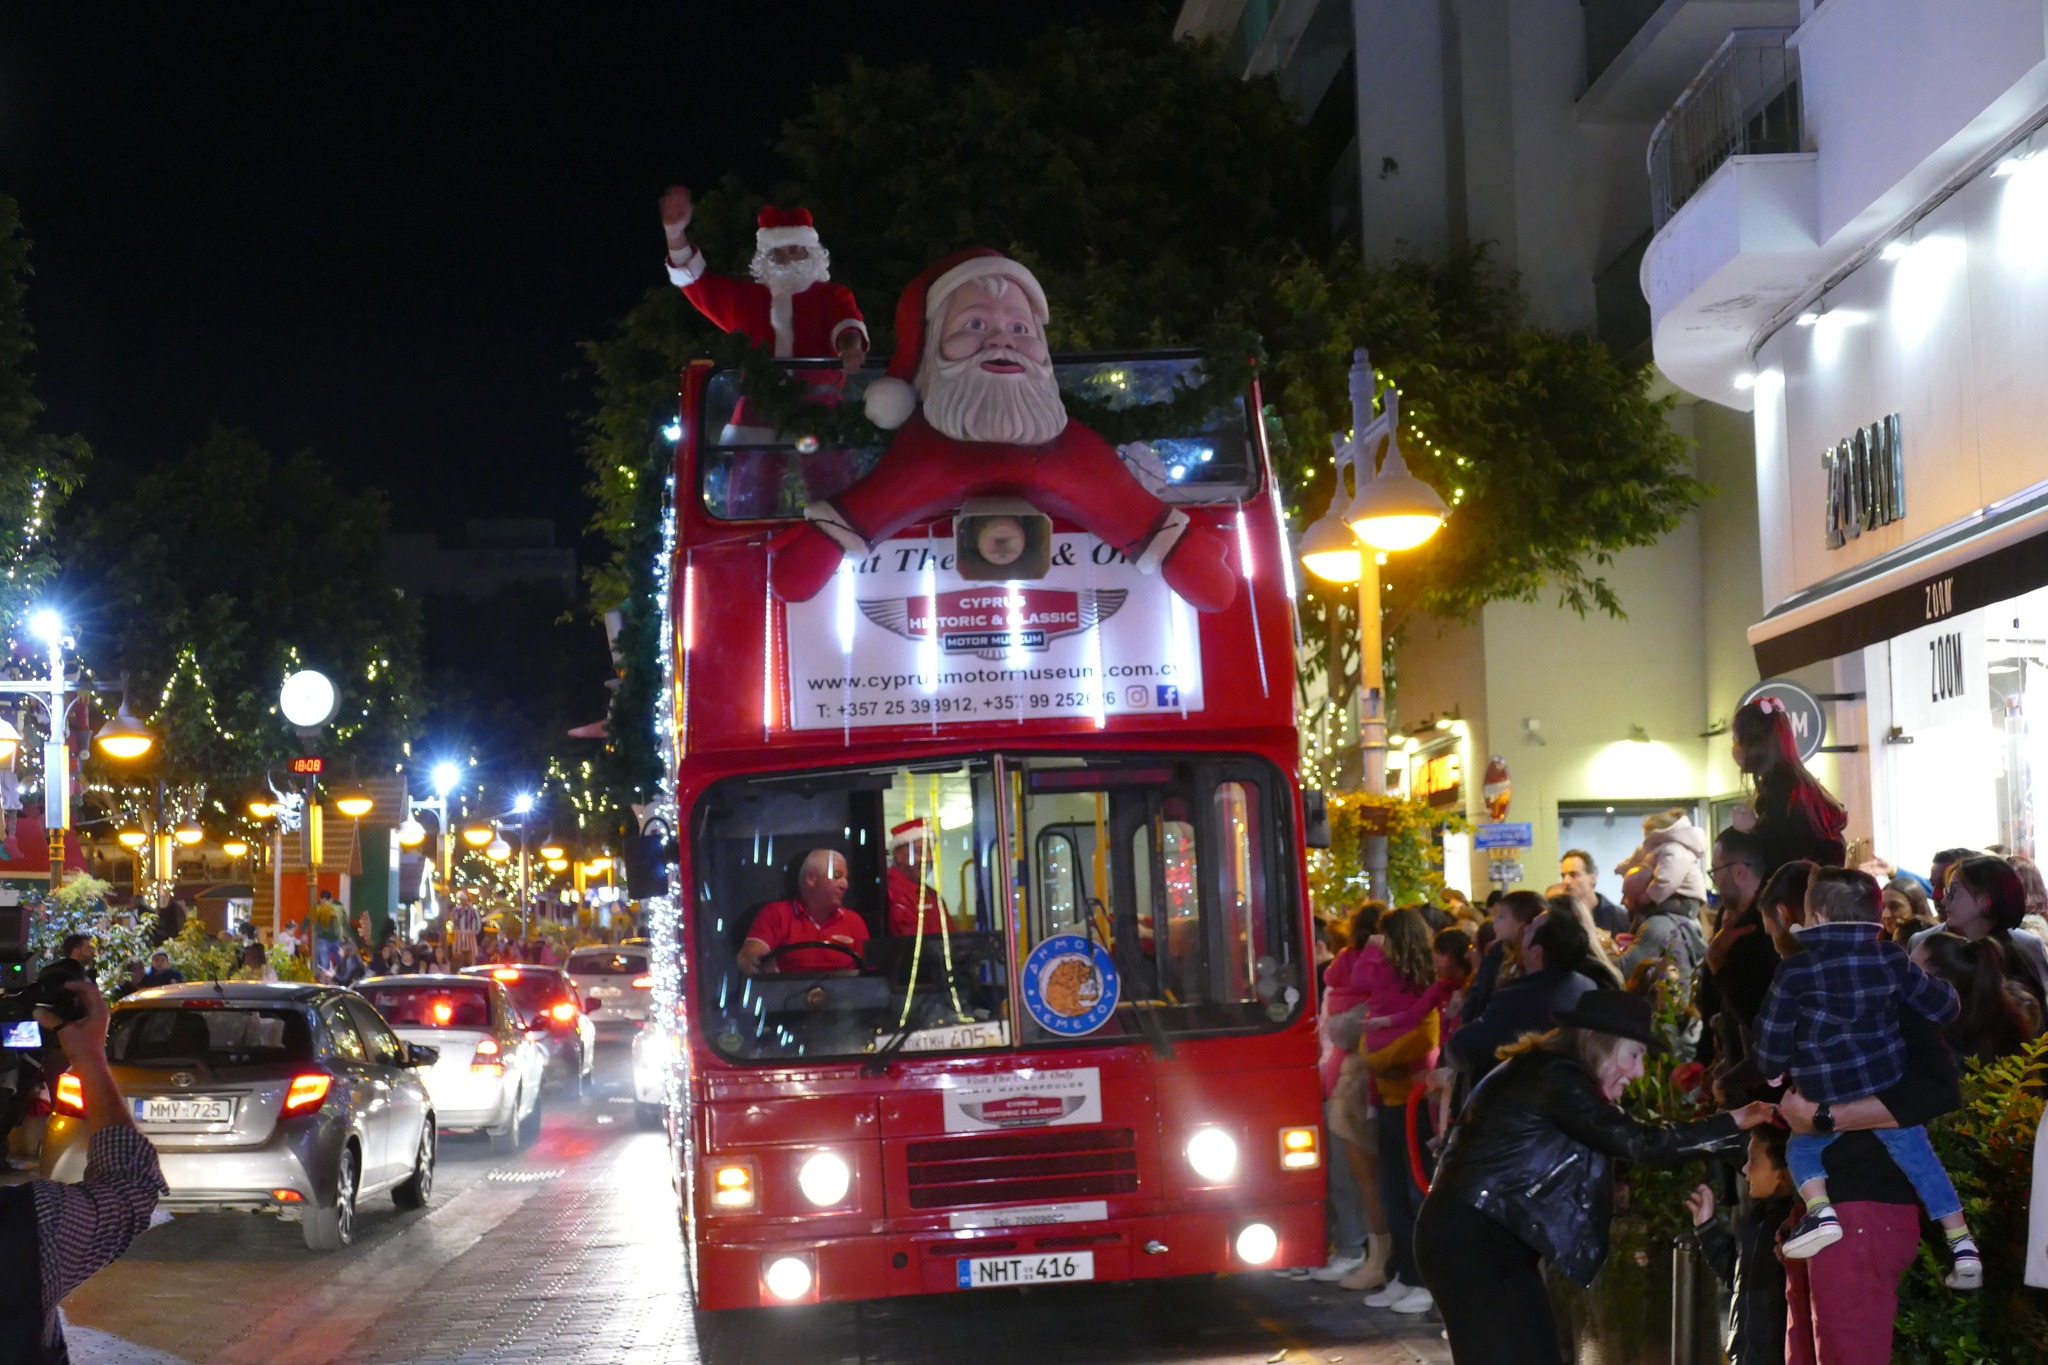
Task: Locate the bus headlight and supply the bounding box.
[797,1152,852,1207]
[1235,1222,1279,1265]
[1185,1127,1239,1183]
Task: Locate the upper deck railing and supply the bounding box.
[1648,27,1802,230]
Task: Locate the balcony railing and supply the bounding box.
[1648,28,1802,229]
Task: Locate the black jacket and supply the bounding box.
[1428,1049,1744,1286]
[1694,1196,1794,1365]
[1446,967,1596,1080]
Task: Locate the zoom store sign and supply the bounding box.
[1889,606,1984,733]
[1825,413,1906,549]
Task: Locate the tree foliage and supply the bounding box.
[582,14,1703,797]
[64,425,421,792]
[0,196,90,633]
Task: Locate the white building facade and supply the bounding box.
[1647,0,2048,872]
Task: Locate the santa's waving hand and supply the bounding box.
[766,250,1237,613]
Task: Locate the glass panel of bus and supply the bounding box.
[692,759,1010,1062]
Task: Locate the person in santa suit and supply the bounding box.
[660,185,868,511]
[765,249,1237,613]
[884,818,950,938]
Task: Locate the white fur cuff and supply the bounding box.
[1135,508,1190,574]
[804,503,869,555]
[666,245,707,287]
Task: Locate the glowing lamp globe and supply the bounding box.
[221,839,250,858]
[485,836,512,862]
[538,840,565,861]
[585,856,612,874]
[278,670,340,729]
[173,821,204,846]
[249,799,274,819]
[335,791,374,819]
[92,704,156,761]
[1343,447,1448,552]
[1296,507,1364,584]
[397,817,427,847]
[116,828,147,849]
[462,825,494,848]
[545,856,569,873]
[431,761,461,796]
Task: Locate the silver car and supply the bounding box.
[39,981,437,1251]
[564,945,652,1035]
[355,974,546,1154]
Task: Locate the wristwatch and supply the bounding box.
[1812,1101,1836,1135]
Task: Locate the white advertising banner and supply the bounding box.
[785,533,1205,731]
[1889,605,1986,733]
[940,1067,1104,1133]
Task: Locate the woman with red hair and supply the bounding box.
[1728,698,1847,875]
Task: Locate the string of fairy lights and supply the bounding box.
[644,473,683,1122]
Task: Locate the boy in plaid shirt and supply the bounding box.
[1752,865,1979,1287]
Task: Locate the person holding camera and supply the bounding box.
[0,978,165,1362]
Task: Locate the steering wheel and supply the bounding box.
[757,941,866,973]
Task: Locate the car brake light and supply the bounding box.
[471,1037,504,1074]
[549,1002,576,1023]
[491,968,520,981]
[283,1073,332,1115]
[431,1000,454,1025]
[54,1072,85,1116]
[632,975,653,990]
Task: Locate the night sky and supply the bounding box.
[0,3,1142,546]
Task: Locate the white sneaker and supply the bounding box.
[1390,1285,1435,1315]
[1307,1251,1367,1282]
[1362,1275,1411,1308]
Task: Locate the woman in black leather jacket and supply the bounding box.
[1413,990,1774,1364]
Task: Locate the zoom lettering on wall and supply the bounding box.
[1824,413,1906,549]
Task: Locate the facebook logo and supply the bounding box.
[1156,685,1181,707]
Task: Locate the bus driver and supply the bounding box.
[738,850,870,976]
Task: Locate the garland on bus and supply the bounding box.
[701,326,1265,450]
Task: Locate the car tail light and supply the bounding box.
[471,1038,504,1075]
[491,967,521,981]
[632,975,653,990]
[54,1072,85,1116]
[549,1003,576,1023]
[272,1188,304,1203]
[283,1073,332,1116]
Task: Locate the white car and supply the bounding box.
[565,946,652,1036]
[357,975,547,1154]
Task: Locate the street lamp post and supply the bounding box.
[278,669,339,937]
[1297,350,1449,900]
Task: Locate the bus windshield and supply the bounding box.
[692,753,1303,1064]
[697,354,1257,521]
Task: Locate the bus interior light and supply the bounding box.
[711,1160,757,1210]
[1278,1126,1321,1170]
[1185,1127,1239,1183]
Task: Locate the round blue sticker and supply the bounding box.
[1021,933,1120,1036]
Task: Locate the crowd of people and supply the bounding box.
[1305,697,2048,1363]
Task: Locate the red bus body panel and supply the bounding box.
[664,357,1328,1309]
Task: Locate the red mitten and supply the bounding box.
[768,521,851,602]
[1160,524,1238,612]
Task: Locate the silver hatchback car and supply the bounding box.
[39,982,438,1251]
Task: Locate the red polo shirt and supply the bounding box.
[744,899,870,973]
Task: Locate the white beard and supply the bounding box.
[750,247,831,297]
[919,348,1068,446]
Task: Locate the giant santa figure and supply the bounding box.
[765,249,1238,613]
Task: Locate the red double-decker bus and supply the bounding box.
[652,350,1324,1310]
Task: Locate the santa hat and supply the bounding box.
[888,817,931,851]
[756,205,820,252]
[863,248,1052,430]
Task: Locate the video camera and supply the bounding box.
[0,899,86,1048]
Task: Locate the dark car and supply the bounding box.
[459,964,596,1096]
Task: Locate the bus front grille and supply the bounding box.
[903,1127,1140,1210]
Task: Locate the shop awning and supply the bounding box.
[1749,482,2048,676]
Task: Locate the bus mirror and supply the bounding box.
[1301,790,1331,849]
[955,499,1052,582]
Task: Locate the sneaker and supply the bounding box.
[1783,1207,1844,1259]
[1946,1242,1983,1291]
[1390,1284,1435,1315]
[1307,1251,1367,1282]
[1362,1276,1411,1308]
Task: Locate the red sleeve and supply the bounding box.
[743,901,789,948]
[824,283,865,337]
[681,271,756,336]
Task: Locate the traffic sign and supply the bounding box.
[1474,821,1534,850]
[1738,677,1826,761]
[288,756,325,775]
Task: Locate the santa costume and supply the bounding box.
[885,818,949,938]
[765,249,1237,612]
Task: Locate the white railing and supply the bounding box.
[1648,28,1802,229]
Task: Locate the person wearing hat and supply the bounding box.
[763,247,1238,613]
[884,818,949,938]
[1413,989,1774,1363]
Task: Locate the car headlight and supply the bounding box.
[797,1152,852,1207]
[1185,1127,1239,1183]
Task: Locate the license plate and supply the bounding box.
[135,1097,231,1124]
[956,1251,1094,1289]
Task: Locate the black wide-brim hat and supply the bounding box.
[1553,990,1661,1049]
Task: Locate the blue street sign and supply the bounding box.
[1474,822,1535,850]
